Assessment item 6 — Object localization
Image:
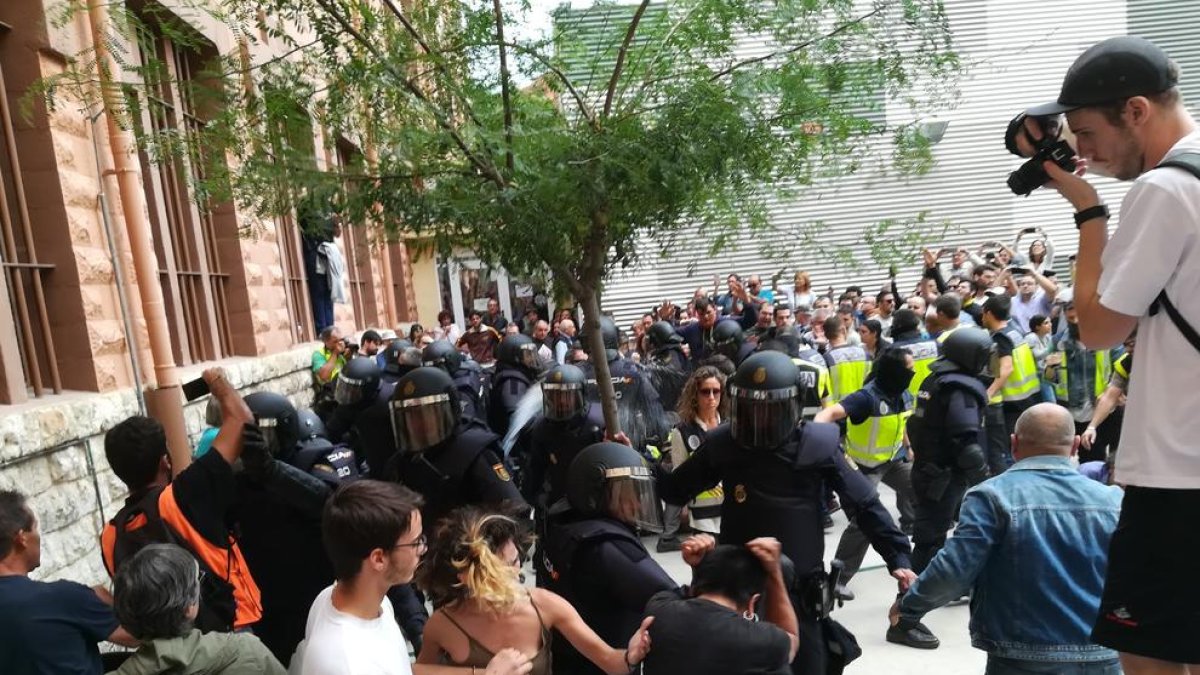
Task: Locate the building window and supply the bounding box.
[0,51,61,403]
[335,139,380,329]
[129,13,232,365]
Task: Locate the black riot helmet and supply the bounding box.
[296,408,328,442]
[711,319,745,361]
[243,391,302,460]
[646,321,683,351]
[727,350,803,450]
[389,366,460,454]
[597,317,621,361]
[933,327,995,382]
[497,333,540,371]
[543,364,587,421]
[566,442,664,533]
[422,339,464,375]
[334,356,381,406]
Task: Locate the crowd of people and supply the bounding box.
[1,35,1197,675]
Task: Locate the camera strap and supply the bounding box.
[1149,153,1200,356]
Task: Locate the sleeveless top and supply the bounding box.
[440,596,553,675]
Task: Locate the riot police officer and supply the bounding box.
[387,366,527,526]
[291,408,369,486]
[710,319,756,365]
[890,308,941,396]
[423,338,487,422]
[522,364,606,509]
[642,321,690,412]
[656,350,914,675]
[580,317,669,452]
[544,442,678,675]
[488,333,542,437]
[893,327,993,649]
[380,341,424,389]
[325,356,383,444]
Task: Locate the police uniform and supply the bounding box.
[892,335,941,396]
[488,364,533,437]
[824,344,871,403]
[985,322,1040,475]
[581,355,668,452]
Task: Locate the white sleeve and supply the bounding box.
[1099,181,1194,317]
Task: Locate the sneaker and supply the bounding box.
[886,619,940,649]
[834,584,855,602]
[655,536,683,553]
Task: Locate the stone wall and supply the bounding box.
[0,345,318,586]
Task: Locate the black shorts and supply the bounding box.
[1092,486,1200,663]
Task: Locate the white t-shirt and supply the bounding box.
[1098,130,1200,489]
[290,585,413,675]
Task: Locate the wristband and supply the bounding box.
[1074,204,1110,228]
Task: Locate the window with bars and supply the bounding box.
[0,42,62,403]
[129,13,232,366]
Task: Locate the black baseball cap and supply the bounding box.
[1026,37,1177,116]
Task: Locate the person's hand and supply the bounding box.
[681,533,717,567]
[483,648,533,675]
[625,616,654,665]
[1043,160,1102,211]
[891,568,918,593]
[746,537,783,570]
[1080,426,1097,449]
[606,431,632,447]
[888,598,902,627]
[202,367,227,388]
[922,248,938,269]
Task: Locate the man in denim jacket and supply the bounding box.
[891,403,1123,674]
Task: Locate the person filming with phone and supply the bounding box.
[1007,36,1200,674]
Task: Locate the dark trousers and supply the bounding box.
[910,462,969,573]
[985,404,1011,476]
[309,271,334,332]
[834,458,915,584]
[1076,410,1123,465]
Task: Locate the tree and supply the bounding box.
[40,0,962,436]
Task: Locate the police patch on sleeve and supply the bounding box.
[493,463,512,481]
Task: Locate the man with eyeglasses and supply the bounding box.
[1007,271,1058,339]
[291,481,531,675]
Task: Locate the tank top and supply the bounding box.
[440,597,553,675]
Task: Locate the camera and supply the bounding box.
[1004,113,1077,196]
[342,338,359,355]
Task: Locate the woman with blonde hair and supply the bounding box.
[786,270,815,312]
[658,366,728,551]
[417,508,653,675]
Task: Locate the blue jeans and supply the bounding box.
[1039,381,1057,403]
[985,655,1122,675]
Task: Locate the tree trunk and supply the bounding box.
[579,286,622,437]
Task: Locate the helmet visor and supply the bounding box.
[603,467,664,533]
[255,416,281,458]
[390,394,457,453]
[729,384,800,449]
[543,382,584,421]
[518,344,541,370]
[334,375,367,406]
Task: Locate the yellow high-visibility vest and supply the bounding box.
[824,344,870,403]
[1053,348,1113,402]
[845,384,914,468]
[1000,326,1040,404]
[896,338,939,396]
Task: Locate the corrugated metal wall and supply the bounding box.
[555,0,1200,326]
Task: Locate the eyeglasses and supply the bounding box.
[699,388,722,397]
[393,534,427,552]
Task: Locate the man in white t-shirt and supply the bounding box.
[1028,35,1200,675]
[291,481,531,675]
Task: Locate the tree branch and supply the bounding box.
[492,0,514,172]
[602,0,651,118]
[708,7,884,82]
[310,0,506,188]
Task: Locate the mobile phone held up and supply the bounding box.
[182,377,210,401]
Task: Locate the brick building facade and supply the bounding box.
[0,0,419,585]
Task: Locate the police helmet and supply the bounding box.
[381,340,404,368]
[497,333,540,371]
[565,442,663,533]
[711,319,745,361]
[542,364,587,421]
[243,391,302,459]
[422,339,464,375]
[935,327,995,380]
[296,408,328,442]
[334,356,381,406]
[727,350,803,450]
[646,321,683,350]
[587,317,621,362]
[394,338,415,351]
[389,366,460,453]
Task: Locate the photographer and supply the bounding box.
[1016,36,1200,673]
[312,326,348,386]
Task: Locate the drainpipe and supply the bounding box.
[84,0,190,470]
[363,142,398,327]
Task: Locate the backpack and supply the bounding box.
[1149,153,1200,354]
[104,487,238,632]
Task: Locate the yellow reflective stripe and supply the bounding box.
[693,483,724,507]
[1094,352,1112,400]
[936,325,962,344]
[1055,350,1113,402]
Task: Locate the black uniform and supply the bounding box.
[906,370,990,572]
[582,356,669,452]
[454,360,488,422]
[488,364,533,438]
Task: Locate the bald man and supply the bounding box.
[890,404,1124,672]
